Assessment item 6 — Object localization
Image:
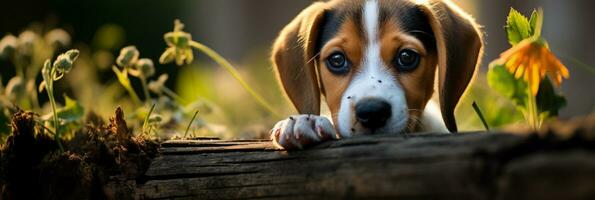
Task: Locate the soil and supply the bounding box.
[0,107,160,200]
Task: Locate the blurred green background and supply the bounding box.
[0,0,593,138]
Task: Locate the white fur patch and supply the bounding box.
[421,101,448,133]
[336,0,409,137]
[364,0,379,44]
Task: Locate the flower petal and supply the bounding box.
[530,62,540,95]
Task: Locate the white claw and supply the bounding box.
[315,116,338,140]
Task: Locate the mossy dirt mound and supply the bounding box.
[0,107,160,199]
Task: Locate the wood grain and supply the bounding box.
[134,130,595,200]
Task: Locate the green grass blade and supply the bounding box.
[472,101,490,131]
[190,41,280,118]
[142,104,156,135]
[184,110,199,139]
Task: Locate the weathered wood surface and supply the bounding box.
[136,130,595,200]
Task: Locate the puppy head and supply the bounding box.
[272,0,482,136]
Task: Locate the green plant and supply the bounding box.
[488,8,568,130]
[1,29,71,111]
[110,44,208,138]
[184,110,199,138]
[40,49,80,151]
[471,102,490,131]
[113,46,143,105]
[132,58,155,101]
[0,23,222,143]
[159,19,280,117]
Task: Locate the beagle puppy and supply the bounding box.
[270,0,482,150]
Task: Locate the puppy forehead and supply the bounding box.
[381,0,436,51]
[316,0,435,52]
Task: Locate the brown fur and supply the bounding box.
[379,19,438,130]
[319,19,363,123]
[418,0,483,132]
[271,2,328,115]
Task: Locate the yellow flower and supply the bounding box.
[499,38,569,95]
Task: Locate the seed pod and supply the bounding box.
[53,49,80,74]
[52,55,72,72]
[0,34,17,58]
[116,45,139,67]
[66,49,80,61]
[130,58,155,78]
[164,32,192,49]
[45,29,71,49]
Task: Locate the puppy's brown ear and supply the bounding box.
[272,3,327,115]
[419,0,483,132]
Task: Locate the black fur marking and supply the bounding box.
[316,10,343,54]
[398,6,436,52]
[315,5,365,56]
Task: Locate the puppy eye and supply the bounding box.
[395,49,420,72]
[326,52,350,74]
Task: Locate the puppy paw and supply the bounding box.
[270,115,338,150]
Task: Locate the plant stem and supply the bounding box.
[112,67,142,106]
[46,73,63,151]
[184,110,199,139]
[189,41,280,118]
[526,83,539,131]
[140,76,151,102]
[562,55,595,76]
[161,86,186,104]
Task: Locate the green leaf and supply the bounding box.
[506,8,532,45]
[56,95,85,122]
[112,65,142,104]
[529,10,538,35]
[529,9,544,38]
[536,77,566,118]
[38,95,84,138]
[487,62,528,108]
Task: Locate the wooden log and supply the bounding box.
[135,129,595,200]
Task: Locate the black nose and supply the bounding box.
[355,98,392,129]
